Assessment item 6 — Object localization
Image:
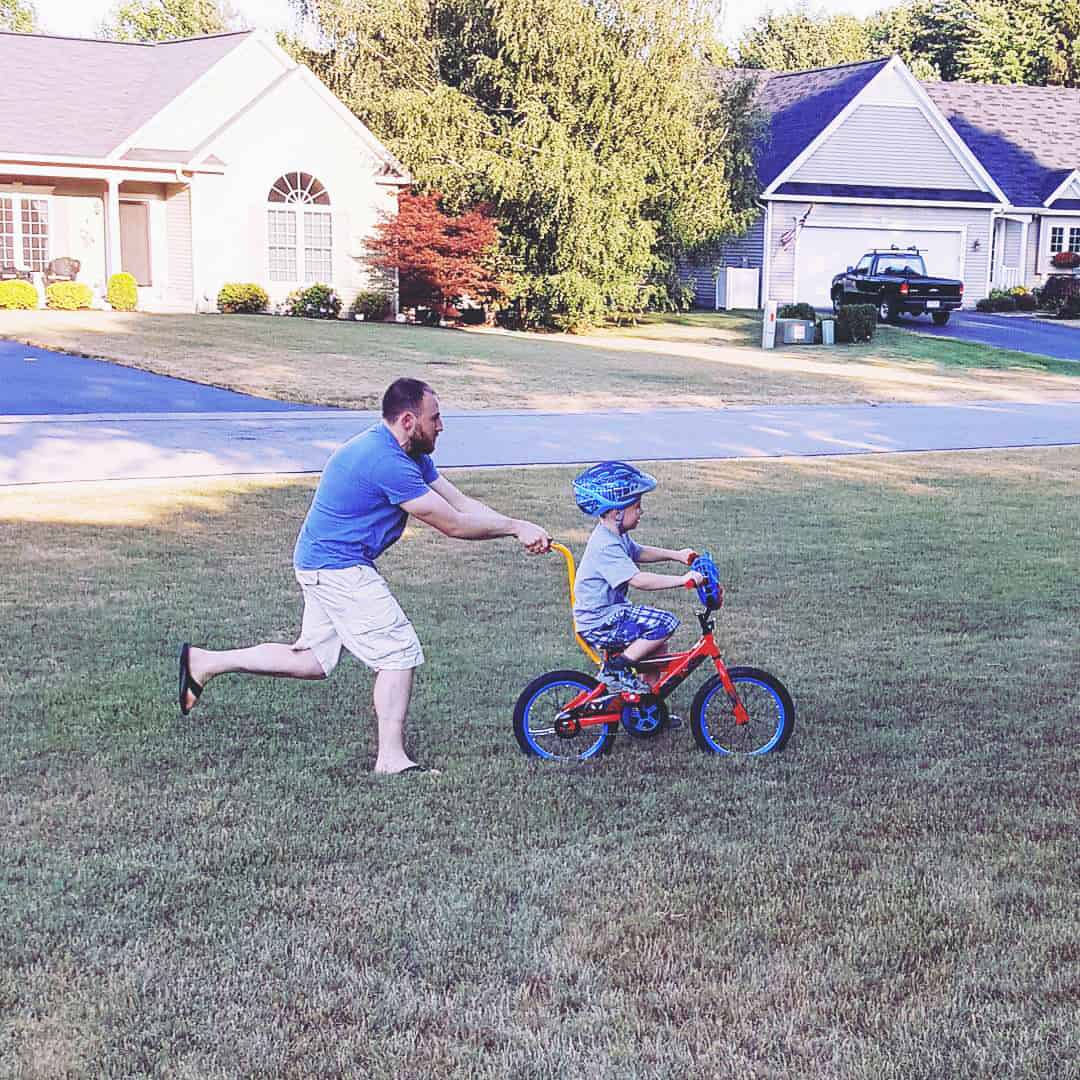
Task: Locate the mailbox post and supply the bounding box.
[761,299,778,350]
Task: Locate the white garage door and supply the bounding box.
[795,225,964,307]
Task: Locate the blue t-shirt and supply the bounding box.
[573,523,643,633]
[293,423,439,570]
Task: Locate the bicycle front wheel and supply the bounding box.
[513,670,616,761]
[691,667,794,755]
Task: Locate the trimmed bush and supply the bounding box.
[0,280,38,310]
[1014,292,1038,311]
[107,272,138,311]
[46,282,94,310]
[976,297,995,313]
[835,304,876,343]
[284,283,341,319]
[1058,294,1080,320]
[778,302,817,322]
[1040,273,1080,310]
[217,282,269,314]
[348,290,392,321]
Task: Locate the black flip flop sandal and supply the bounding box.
[177,642,203,716]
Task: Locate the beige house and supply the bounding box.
[684,55,1080,309]
[0,29,409,312]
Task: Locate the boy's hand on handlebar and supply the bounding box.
[676,548,698,566]
[682,570,706,588]
[514,519,551,554]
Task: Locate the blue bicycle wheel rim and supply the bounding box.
[524,679,609,760]
[699,676,786,755]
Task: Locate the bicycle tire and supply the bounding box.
[691,667,794,756]
[513,670,616,761]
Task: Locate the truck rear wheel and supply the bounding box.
[931,311,951,326]
[878,298,898,323]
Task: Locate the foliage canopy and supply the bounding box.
[0,0,36,32]
[100,0,239,41]
[287,0,762,327]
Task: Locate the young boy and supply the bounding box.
[571,461,704,694]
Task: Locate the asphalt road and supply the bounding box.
[3,402,1079,486]
[899,310,1080,362]
[0,340,322,415]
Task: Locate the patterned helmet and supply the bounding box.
[572,461,658,516]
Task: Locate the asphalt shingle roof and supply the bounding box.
[742,58,891,188]
[917,81,1080,208]
[0,31,251,159]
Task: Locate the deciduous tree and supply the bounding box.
[365,190,506,316]
[100,0,241,41]
[287,0,761,328]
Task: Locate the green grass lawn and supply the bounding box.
[2,309,1077,412]
[2,451,1077,1076]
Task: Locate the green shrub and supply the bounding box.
[1040,274,1080,310]
[1008,285,1030,297]
[1058,294,1080,319]
[778,302,818,322]
[217,282,268,314]
[459,306,487,325]
[994,295,1018,312]
[0,280,38,310]
[835,304,876,343]
[348,290,392,321]
[107,272,138,311]
[284,283,341,319]
[976,297,995,313]
[1014,292,1037,311]
[45,282,94,310]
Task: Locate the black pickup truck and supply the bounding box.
[830,250,964,325]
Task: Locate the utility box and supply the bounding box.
[820,318,835,346]
[776,318,815,345]
[714,267,760,310]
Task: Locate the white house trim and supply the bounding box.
[760,200,773,306]
[1042,170,1080,207]
[0,153,223,175]
[768,194,997,210]
[764,55,1008,205]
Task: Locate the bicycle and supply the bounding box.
[513,544,795,762]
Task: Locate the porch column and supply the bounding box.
[105,178,122,278]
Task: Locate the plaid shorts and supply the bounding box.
[580,605,680,650]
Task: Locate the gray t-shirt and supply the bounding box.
[573,523,643,633]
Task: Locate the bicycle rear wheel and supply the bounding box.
[513,670,616,761]
[691,667,794,755]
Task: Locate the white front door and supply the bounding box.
[796,224,964,307]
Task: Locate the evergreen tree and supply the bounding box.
[288,0,761,328]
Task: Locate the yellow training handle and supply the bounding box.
[550,542,601,665]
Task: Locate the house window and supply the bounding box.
[0,194,49,270]
[1050,226,1064,254]
[266,173,332,284]
[1070,227,1080,254]
[0,198,13,267]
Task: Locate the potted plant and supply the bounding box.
[1050,251,1080,271]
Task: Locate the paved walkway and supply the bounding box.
[3,401,1079,486]
[901,311,1080,362]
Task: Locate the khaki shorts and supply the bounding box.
[292,565,424,674]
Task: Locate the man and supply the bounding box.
[177,377,550,774]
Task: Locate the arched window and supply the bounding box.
[267,172,332,283]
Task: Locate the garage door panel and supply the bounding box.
[796,226,963,307]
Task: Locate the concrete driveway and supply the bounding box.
[900,310,1080,362]
[0,340,322,415]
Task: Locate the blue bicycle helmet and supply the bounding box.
[573,461,657,516]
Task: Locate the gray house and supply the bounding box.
[684,55,1080,309]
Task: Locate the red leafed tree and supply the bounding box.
[367,191,506,317]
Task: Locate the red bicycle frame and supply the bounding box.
[559,613,751,730]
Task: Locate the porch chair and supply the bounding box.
[0,265,33,282]
[43,257,81,288]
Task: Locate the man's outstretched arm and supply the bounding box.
[402,482,551,553]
